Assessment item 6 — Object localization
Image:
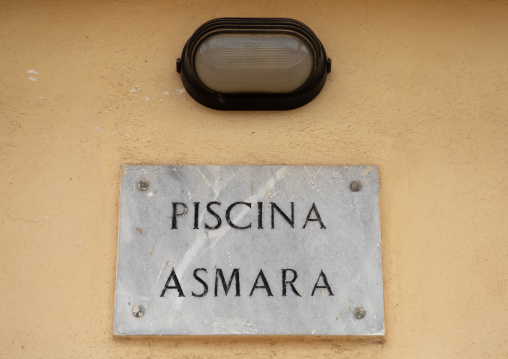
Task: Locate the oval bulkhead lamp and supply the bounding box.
[177,18,331,110]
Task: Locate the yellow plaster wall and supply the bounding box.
[1,0,507,357]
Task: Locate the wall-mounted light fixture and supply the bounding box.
[177,18,330,110]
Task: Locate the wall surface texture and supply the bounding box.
[1,0,507,358]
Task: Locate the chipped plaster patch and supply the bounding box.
[27,70,39,82]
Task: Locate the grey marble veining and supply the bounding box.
[114,165,384,336]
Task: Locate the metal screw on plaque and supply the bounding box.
[137,180,150,191]
[132,304,145,318]
[350,180,362,192]
[353,306,366,319]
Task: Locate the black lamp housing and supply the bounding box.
[177,18,330,111]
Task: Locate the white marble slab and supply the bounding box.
[114,165,384,336]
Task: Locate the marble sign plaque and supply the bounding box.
[114,165,384,336]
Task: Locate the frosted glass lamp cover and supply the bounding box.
[195,34,313,93]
